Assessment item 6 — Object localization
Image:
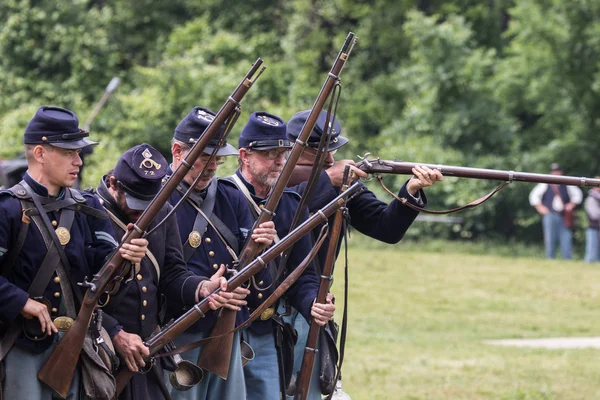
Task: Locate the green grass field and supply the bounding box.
[333,243,600,400]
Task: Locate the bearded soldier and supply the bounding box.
[0,106,148,399]
[166,106,277,400]
[227,111,334,400]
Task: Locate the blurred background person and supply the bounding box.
[584,180,600,263]
[529,163,583,260]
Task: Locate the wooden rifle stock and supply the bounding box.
[197,31,358,378]
[356,158,600,187]
[38,58,265,398]
[114,183,364,396]
[294,169,351,400]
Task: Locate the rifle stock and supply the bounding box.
[356,158,600,187]
[294,169,350,400]
[38,58,266,398]
[114,183,364,396]
[197,31,358,377]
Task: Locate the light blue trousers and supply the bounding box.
[585,228,600,263]
[243,328,281,400]
[167,330,246,400]
[3,332,81,399]
[542,212,573,259]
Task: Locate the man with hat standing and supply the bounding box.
[166,106,277,400]
[285,109,444,398]
[529,163,583,259]
[0,106,148,399]
[229,111,335,400]
[95,143,236,399]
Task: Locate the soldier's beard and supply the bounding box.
[249,163,281,189]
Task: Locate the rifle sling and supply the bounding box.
[376,175,511,215]
[154,225,328,358]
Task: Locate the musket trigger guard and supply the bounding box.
[138,358,155,375]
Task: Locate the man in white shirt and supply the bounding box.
[529,163,583,259]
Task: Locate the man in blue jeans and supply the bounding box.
[529,163,583,259]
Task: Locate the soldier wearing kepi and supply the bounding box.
[228,112,334,400]
[94,143,232,400]
[166,106,277,400]
[286,109,444,398]
[0,106,148,399]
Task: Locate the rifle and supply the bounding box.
[197,31,358,378]
[294,167,351,400]
[114,182,365,396]
[37,59,266,398]
[356,158,600,187]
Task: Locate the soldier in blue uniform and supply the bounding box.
[229,111,335,400]
[95,143,234,399]
[285,109,444,398]
[166,106,277,400]
[0,106,148,399]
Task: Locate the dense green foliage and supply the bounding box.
[2,0,599,247]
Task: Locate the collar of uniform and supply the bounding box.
[178,179,211,205]
[235,168,273,201]
[235,169,257,196]
[24,172,65,199]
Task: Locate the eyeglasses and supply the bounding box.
[253,149,291,160]
[304,146,337,156]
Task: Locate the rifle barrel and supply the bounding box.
[357,159,600,187]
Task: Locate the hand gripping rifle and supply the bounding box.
[197,31,358,379]
[294,166,352,400]
[355,157,600,214]
[113,182,365,396]
[37,59,266,398]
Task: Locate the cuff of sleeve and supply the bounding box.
[102,313,123,339]
[398,180,427,207]
[6,288,30,322]
[298,297,315,324]
[182,276,207,305]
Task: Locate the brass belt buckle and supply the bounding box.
[260,307,275,321]
[53,316,74,332]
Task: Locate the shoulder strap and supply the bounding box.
[182,180,240,262]
[229,174,261,219]
[181,180,218,262]
[186,200,239,262]
[101,204,161,284]
[20,181,83,307]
